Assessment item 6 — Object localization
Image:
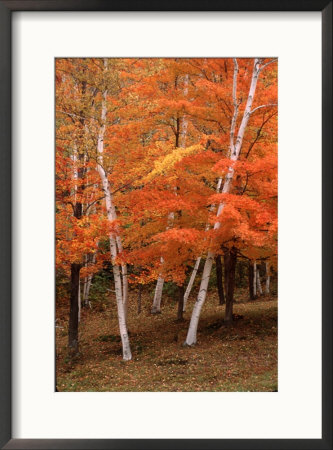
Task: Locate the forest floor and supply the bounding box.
[56,289,278,392]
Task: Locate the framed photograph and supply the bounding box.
[0,1,331,449]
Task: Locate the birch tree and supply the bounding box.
[265,262,271,294]
[184,58,267,346]
[253,260,257,298]
[95,63,132,360]
[257,266,263,296]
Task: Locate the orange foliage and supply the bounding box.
[56,58,278,283]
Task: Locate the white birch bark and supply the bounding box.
[151,268,165,314]
[83,276,87,303]
[151,210,175,313]
[82,254,88,305]
[253,260,257,297]
[265,262,270,294]
[257,268,263,296]
[83,274,93,308]
[96,74,131,360]
[83,253,96,307]
[99,195,129,318]
[183,257,201,311]
[115,235,129,322]
[185,59,262,346]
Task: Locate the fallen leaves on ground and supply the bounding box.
[56,290,277,392]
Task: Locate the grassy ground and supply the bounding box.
[56,289,277,392]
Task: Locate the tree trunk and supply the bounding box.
[83,274,93,307]
[224,251,230,300]
[224,248,237,323]
[151,210,174,313]
[215,255,225,305]
[83,254,95,307]
[68,263,81,354]
[177,284,185,321]
[183,257,201,311]
[184,59,262,346]
[82,254,88,306]
[257,268,263,296]
[265,261,270,294]
[96,73,132,360]
[115,235,129,322]
[151,274,164,314]
[68,138,85,353]
[248,261,255,300]
[184,252,215,345]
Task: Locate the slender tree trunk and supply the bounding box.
[248,261,255,300]
[68,156,82,352]
[224,251,230,300]
[137,284,142,314]
[84,274,93,307]
[83,276,87,304]
[83,253,95,308]
[151,271,164,314]
[78,278,81,323]
[184,252,214,345]
[265,262,270,294]
[83,253,96,308]
[115,236,129,322]
[96,73,132,360]
[224,248,237,323]
[183,257,201,311]
[177,284,185,321]
[121,263,128,315]
[257,268,263,296]
[82,254,88,305]
[253,261,257,298]
[184,59,262,346]
[215,255,225,305]
[68,263,81,354]
[67,77,88,353]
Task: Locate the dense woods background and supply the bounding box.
[56,57,278,391]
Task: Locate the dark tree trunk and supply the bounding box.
[248,261,255,300]
[67,78,87,355]
[137,284,142,314]
[68,198,82,354]
[224,248,237,323]
[215,255,225,304]
[177,284,185,321]
[224,251,230,300]
[68,262,81,354]
[175,116,180,148]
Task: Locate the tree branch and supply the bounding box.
[259,58,278,72]
[250,104,277,115]
[83,196,106,215]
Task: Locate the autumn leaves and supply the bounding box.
[56,58,277,359]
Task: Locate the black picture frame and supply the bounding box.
[0,1,332,449]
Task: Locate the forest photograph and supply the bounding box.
[55,57,278,392]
